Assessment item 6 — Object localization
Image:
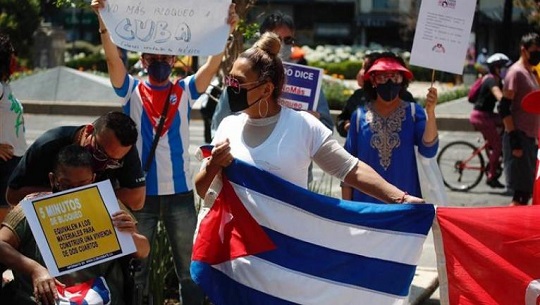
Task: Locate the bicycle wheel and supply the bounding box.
[437,141,485,191]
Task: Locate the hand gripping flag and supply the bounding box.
[191,159,435,305]
[434,206,540,305]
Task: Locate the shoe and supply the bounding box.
[486,178,505,189]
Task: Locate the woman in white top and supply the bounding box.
[195,32,423,204]
[0,33,27,213]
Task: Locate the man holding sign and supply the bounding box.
[0,145,149,305]
[91,0,239,303]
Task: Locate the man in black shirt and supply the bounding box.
[6,112,146,210]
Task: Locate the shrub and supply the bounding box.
[310,60,362,79]
[322,78,354,110]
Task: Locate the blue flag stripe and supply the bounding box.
[191,262,298,305]
[225,160,435,234]
[231,181,427,265]
[257,228,416,296]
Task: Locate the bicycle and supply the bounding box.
[437,137,503,191]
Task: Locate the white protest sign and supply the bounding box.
[100,0,231,56]
[22,180,136,276]
[410,0,477,74]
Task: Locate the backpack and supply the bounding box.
[467,75,492,104]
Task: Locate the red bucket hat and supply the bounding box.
[364,58,414,81]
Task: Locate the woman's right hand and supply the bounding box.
[90,0,105,14]
[208,139,234,168]
[0,143,14,161]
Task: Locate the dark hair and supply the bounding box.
[521,32,540,50]
[53,144,93,173]
[363,52,411,101]
[259,12,295,34]
[240,32,286,99]
[0,33,15,82]
[93,112,138,146]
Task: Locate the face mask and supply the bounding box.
[279,46,292,61]
[227,83,265,112]
[528,51,540,66]
[375,80,402,102]
[499,67,508,79]
[147,61,172,82]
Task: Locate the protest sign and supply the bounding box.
[22,180,136,276]
[409,0,477,74]
[281,62,323,111]
[99,0,230,56]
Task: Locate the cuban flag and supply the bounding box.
[191,159,435,305]
[56,276,111,305]
[434,206,540,305]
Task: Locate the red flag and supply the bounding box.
[521,90,540,205]
[434,206,540,305]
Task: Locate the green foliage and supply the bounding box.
[0,0,41,59]
[148,221,177,305]
[52,0,88,8]
[238,20,260,41]
[416,85,469,105]
[322,79,354,110]
[310,60,362,79]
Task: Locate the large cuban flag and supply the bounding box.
[191,159,435,305]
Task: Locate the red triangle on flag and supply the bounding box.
[192,176,276,265]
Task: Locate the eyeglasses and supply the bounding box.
[224,75,264,94]
[371,72,403,85]
[87,133,123,170]
[281,36,295,45]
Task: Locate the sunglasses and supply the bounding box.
[281,36,295,45]
[371,72,403,85]
[87,133,123,170]
[224,75,264,94]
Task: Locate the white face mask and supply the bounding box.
[279,46,292,61]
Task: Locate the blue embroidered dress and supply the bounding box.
[344,101,438,203]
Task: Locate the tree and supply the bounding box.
[0,0,41,59]
[515,0,540,30]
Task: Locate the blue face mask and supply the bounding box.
[375,80,402,102]
[147,61,172,83]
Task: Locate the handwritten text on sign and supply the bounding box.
[100,0,230,56]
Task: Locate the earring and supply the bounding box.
[258,98,269,118]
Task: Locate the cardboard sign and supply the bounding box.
[281,62,323,111]
[409,0,477,74]
[22,181,136,276]
[100,0,231,56]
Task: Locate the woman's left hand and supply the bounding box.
[424,87,438,114]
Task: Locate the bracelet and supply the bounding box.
[98,28,108,34]
[397,192,408,204]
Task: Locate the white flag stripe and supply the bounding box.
[213,256,407,305]
[231,182,426,265]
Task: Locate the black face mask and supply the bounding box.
[227,83,265,113]
[528,51,540,66]
[147,61,172,83]
[375,80,402,102]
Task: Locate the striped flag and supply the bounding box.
[191,159,435,305]
[434,206,540,305]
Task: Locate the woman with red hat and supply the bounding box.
[342,52,439,203]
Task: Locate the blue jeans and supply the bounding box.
[133,191,204,305]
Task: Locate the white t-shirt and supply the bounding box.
[213,107,332,188]
[0,82,27,156]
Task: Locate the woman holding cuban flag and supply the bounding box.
[195,32,426,205]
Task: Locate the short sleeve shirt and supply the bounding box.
[8,126,145,191]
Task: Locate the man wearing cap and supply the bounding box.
[342,52,439,203]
